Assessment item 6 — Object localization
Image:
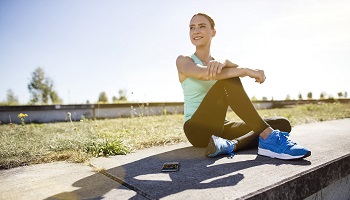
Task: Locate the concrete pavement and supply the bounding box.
[1,119,350,200]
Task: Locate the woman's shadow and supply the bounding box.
[46,146,311,200]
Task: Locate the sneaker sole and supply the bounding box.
[205,137,216,157]
[258,148,311,160]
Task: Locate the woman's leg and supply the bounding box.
[184,77,310,159]
[220,77,270,134]
[222,117,292,151]
[184,81,229,147]
[184,77,270,147]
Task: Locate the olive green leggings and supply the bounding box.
[183,77,291,150]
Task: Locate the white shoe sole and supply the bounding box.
[258,148,306,160]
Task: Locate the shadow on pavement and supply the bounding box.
[47,146,311,199]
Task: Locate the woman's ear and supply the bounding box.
[212,29,216,37]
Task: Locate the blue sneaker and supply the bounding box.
[258,130,311,160]
[205,135,236,158]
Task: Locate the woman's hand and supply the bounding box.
[246,69,266,84]
[206,60,227,80]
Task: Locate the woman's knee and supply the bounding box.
[184,122,211,148]
[188,138,208,148]
[185,130,210,147]
[265,117,292,133]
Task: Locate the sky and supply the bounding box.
[0,0,349,104]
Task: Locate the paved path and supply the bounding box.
[1,119,349,200]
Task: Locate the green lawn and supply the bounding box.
[1,103,350,170]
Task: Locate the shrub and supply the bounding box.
[84,139,130,157]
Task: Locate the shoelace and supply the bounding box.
[224,140,235,159]
[277,131,296,146]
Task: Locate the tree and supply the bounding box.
[262,97,268,101]
[298,93,303,100]
[50,90,63,104]
[98,91,108,103]
[118,89,127,101]
[285,94,291,101]
[6,89,19,105]
[27,67,62,104]
[337,92,343,99]
[307,92,313,100]
[112,96,118,102]
[251,96,258,101]
[320,92,326,99]
[345,92,348,98]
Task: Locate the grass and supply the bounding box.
[1,102,350,170]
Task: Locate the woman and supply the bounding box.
[176,13,310,160]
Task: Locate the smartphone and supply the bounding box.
[162,162,179,172]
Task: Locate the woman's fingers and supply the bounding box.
[212,62,219,79]
[255,70,266,83]
[207,62,216,79]
[217,60,226,74]
[207,61,226,79]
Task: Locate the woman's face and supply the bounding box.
[189,15,216,47]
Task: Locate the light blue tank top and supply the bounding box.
[181,54,217,122]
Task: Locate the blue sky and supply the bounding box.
[1,0,349,104]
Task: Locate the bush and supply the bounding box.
[84,139,130,157]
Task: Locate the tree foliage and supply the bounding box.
[298,93,303,100]
[251,96,258,101]
[338,92,343,98]
[285,94,291,100]
[112,96,118,102]
[307,92,313,100]
[98,91,108,103]
[118,89,127,101]
[5,89,19,105]
[27,67,62,104]
[320,92,326,99]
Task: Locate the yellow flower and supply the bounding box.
[18,113,28,125]
[18,113,28,118]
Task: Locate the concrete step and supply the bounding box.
[0,119,349,200]
[89,119,350,199]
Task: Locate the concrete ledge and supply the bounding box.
[0,119,349,199]
[88,119,350,199]
[243,154,350,199]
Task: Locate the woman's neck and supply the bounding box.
[195,47,211,65]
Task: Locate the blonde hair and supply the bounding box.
[191,13,215,29]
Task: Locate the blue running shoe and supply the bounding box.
[258,130,311,160]
[205,135,236,158]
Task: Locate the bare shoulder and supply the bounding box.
[176,55,196,70]
[176,55,193,65]
[176,55,194,82]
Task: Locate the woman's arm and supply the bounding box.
[206,60,266,83]
[176,55,210,80]
[214,67,266,83]
[177,55,266,83]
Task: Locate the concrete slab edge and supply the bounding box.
[241,153,350,200]
[89,164,156,200]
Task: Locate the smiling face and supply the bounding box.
[189,14,216,48]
